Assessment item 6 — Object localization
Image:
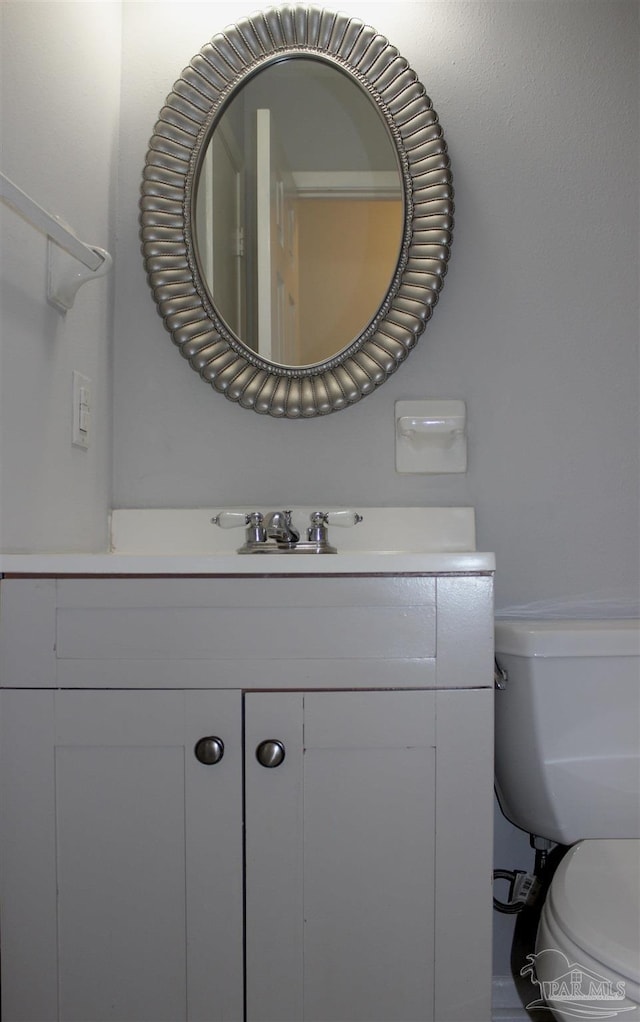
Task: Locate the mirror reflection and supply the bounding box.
[194,56,404,368]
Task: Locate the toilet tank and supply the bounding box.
[494,619,640,845]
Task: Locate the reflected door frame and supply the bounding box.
[197,120,246,340]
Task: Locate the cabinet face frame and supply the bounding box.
[0,573,494,1022]
[0,574,494,691]
[0,686,493,1022]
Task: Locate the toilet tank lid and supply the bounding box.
[495,619,640,657]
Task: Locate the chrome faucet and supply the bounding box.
[212,508,362,553]
[263,510,300,546]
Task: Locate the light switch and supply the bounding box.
[72,371,91,449]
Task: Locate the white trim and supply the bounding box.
[492,974,531,1022]
[292,170,400,199]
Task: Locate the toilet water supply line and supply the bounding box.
[493,865,543,915]
[493,843,556,915]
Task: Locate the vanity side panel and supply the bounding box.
[435,575,494,688]
[0,579,57,687]
[434,687,494,1022]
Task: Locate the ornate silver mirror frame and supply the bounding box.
[141,5,453,418]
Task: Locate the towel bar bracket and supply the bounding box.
[47,239,112,313]
[0,171,112,312]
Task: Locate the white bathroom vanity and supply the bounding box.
[0,508,495,1022]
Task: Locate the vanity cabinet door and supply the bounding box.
[0,689,244,1022]
[244,690,438,1022]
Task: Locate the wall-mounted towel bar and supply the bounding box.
[0,171,112,311]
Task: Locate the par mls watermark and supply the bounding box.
[521,949,634,1019]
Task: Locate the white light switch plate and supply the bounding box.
[72,371,91,449]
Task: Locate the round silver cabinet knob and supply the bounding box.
[256,739,286,768]
[194,736,225,765]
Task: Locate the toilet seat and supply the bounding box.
[536,839,640,1019]
[538,907,640,1021]
[543,840,640,986]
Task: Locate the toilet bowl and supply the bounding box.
[494,619,640,1022]
[536,840,640,1020]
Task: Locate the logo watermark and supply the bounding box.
[521,949,634,1019]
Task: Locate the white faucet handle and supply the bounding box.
[324,510,363,528]
[212,511,255,529]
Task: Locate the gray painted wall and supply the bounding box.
[112,4,639,975]
[1,0,638,984]
[0,1,120,552]
[113,0,639,615]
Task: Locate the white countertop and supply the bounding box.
[0,550,495,576]
[0,507,495,575]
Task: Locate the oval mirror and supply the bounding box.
[141,5,453,418]
[194,56,404,368]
